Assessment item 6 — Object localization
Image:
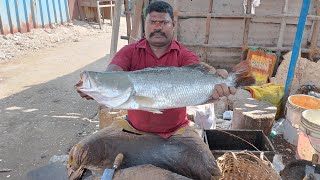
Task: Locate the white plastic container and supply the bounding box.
[286,94,320,128]
[296,110,320,162]
[283,118,300,146]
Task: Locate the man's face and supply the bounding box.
[145,11,175,47]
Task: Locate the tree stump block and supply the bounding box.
[98,105,127,129]
[232,98,277,135]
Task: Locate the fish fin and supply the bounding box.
[140,108,163,114]
[100,87,133,108]
[232,60,256,87]
[182,62,217,75]
[134,96,155,106]
[133,96,163,114]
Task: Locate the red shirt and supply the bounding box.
[110,38,199,138]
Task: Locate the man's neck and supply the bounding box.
[149,43,171,59]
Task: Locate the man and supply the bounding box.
[78,1,235,138]
[71,1,234,179]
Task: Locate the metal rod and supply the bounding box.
[284,0,311,94]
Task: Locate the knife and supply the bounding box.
[101,153,124,180]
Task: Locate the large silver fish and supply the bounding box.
[76,61,254,113]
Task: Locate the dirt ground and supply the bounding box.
[0,18,128,179]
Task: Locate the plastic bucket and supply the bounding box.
[283,118,300,146]
[296,110,320,162]
[286,94,320,128]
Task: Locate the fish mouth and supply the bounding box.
[76,71,90,90]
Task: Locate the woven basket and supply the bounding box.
[217,151,281,180]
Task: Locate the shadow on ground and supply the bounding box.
[0,55,111,179]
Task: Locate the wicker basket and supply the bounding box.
[217,151,281,180]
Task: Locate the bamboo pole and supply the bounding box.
[309,0,320,60]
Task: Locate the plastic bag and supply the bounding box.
[246,48,277,85]
[246,83,284,118]
[187,104,216,130]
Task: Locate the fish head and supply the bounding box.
[78,71,134,108]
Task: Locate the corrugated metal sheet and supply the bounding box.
[0,0,70,35]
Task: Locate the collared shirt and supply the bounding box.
[110,38,199,138]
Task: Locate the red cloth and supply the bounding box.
[110,38,199,138]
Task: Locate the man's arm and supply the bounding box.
[106,64,124,72]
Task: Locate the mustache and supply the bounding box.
[149,30,167,38]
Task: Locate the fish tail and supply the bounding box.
[232,60,255,87]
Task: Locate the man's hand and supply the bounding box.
[75,80,93,100]
[212,69,237,100]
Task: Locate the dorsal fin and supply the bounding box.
[182,62,217,75]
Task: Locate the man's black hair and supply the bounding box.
[145,1,174,20]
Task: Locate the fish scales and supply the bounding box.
[77,62,254,113]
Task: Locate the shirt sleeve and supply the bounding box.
[109,45,134,71]
[180,48,200,66]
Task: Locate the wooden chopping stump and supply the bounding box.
[232,98,277,135]
[98,105,127,129]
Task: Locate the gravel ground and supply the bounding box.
[0,20,112,63]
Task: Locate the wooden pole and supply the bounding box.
[129,0,144,44]
[204,0,214,44]
[182,43,318,53]
[110,0,123,58]
[241,0,252,60]
[124,0,132,42]
[309,0,320,61]
[97,1,102,29]
[175,12,320,21]
[203,0,214,63]
[173,0,178,40]
[277,0,289,49]
[274,0,289,76]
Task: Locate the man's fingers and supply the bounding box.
[213,84,236,100]
[75,80,83,88]
[229,87,237,95]
[85,96,94,100]
[212,89,220,100]
[220,83,230,97]
[216,69,228,78]
[215,84,224,97]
